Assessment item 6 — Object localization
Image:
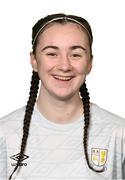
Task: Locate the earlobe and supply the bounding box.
[87,63,92,74]
[87,56,93,74]
[30,52,38,72]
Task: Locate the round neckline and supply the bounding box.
[34,103,84,132]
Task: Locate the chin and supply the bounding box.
[52,91,77,101]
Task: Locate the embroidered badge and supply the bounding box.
[91,148,108,167]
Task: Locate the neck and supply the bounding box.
[36,88,83,124]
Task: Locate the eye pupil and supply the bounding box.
[72,54,81,58]
[47,53,57,56]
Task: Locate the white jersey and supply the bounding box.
[0,103,125,180]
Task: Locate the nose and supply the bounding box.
[57,54,72,72]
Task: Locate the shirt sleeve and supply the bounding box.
[0,137,7,180]
[122,128,125,179]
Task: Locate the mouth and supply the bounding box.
[53,75,74,81]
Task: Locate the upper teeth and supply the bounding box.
[54,76,72,80]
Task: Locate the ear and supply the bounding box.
[86,55,93,74]
[30,52,38,72]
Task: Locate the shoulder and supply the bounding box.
[91,103,125,126]
[0,106,26,137]
[90,103,125,142]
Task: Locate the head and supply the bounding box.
[30,13,93,101]
[9,13,103,180]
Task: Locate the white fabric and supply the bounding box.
[0,103,125,180]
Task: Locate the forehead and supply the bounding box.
[38,22,90,44]
[44,21,83,30]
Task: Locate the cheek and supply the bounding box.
[37,58,54,72]
[74,61,89,75]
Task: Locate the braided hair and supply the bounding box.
[9,13,103,179]
[9,71,39,179]
[80,83,104,172]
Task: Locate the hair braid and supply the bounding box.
[80,82,104,173]
[9,71,40,180]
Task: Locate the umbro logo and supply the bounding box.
[10,153,29,167]
[10,153,29,162]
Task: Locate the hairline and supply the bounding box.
[32,17,92,48]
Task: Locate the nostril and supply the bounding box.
[57,63,73,71]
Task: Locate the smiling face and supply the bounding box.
[30,22,92,100]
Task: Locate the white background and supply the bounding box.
[0,0,125,118]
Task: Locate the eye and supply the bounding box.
[71,53,82,59]
[72,54,82,57]
[46,52,57,57]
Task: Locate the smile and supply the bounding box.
[53,75,73,81]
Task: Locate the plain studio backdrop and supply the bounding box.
[0,0,125,118]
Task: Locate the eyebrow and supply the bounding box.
[41,45,86,51]
[41,46,59,51]
[70,45,86,51]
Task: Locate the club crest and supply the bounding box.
[91,148,108,167]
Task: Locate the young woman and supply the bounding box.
[0,13,125,180]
